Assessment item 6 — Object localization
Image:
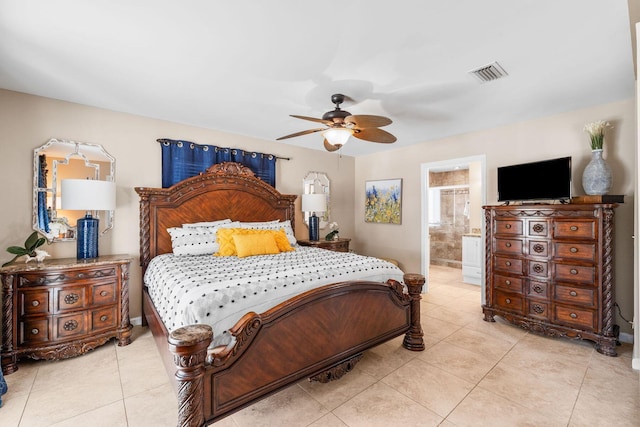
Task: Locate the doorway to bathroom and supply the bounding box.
[420,155,486,296]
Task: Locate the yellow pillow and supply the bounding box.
[271,228,294,252]
[232,233,280,258]
[216,228,294,256]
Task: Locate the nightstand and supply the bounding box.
[297,238,351,252]
[1,255,133,374]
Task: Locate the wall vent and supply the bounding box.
[468,61,508,83]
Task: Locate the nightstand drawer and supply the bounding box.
[56,287,87,312]
[91,306,118,331]
[20,290,50,316]
[20,318,50,345]
[92,282,117,306]
[55,313,87,340]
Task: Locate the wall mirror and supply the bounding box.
[302,171,330,229]
[33,138,115,242]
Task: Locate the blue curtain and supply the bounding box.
[37,155,50,233]
[159,139,277,188]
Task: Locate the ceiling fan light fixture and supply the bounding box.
[323,128,353,146]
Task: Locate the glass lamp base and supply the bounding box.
[77,214,99,259]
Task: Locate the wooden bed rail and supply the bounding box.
[168,273,425,427]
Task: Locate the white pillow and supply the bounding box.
[167,222,240,255]
[183,219,232,228]
[239,220,297,245]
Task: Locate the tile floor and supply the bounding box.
[1,265,638,426]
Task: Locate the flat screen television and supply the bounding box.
[497,156,572,203]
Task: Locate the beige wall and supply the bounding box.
[0,89,356,321]
[355,98,636,335]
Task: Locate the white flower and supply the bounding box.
[583,120,611,150]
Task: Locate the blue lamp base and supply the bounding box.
[77,214,99,259]
[309,214,319,241]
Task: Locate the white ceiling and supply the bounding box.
[0,1,636,157]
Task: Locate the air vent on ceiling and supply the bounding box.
[468,61,508,83]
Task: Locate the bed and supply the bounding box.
[135,162,425,427]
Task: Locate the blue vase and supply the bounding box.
[582,149,612,195]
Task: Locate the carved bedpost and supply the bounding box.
[117,262,133,346]
[402,273,425,351]
[169,325,213,427]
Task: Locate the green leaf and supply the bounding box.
[2,255,20,267]
[6,246,28,255]
[24,232,40,250]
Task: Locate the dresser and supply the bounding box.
[297,238,350,252]
[1,255,133,374]
[482,204,618,356]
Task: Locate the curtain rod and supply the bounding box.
[157,138,290,160]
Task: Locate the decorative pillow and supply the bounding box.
[232,233,280,258]
[182,219,232,228]
[167,227,218,255]
[215,228,293,256]
[240,220,297,245]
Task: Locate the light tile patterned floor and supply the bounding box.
[1,265,638,426]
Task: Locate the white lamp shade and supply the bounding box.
[301,193,327,213]
[61,179,116,211]
[323,128,353,146]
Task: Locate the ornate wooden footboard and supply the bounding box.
[135,163,424,426]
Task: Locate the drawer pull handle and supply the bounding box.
[533,264,544,273]
[533,224,545,233]
[570,313,578,319]
[533,284,544,294]
[63,320,78,331]
[64,293,80,305]
[100,291,108,297]
[570,247,578,253]
[505,242,511,248]
[570,226,578,231]
[570,291,578,297]
[100,315,108,322]
[570,269,578,275]
[31,300,40,307]
[505,261,511,266]
[533,244,544,253]
[31,328,39,335]
[505,224,511,229]
[505,298,511,304]
[77,273,85,278]
[505,280,511,285]
[532,304,544,314]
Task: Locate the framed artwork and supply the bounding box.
[365,179,402,224]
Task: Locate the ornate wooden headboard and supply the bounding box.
[135,162,297,270]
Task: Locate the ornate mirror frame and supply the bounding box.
[302,171,330,229]
[33,138,116,242]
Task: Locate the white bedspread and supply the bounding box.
[144,246,404,348]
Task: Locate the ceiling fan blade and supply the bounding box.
[323,139,342,152]
[345,114,392,128]
[290,115,334,126]
[276,128,326,140]
[353,128,397,143]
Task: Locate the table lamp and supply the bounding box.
[61,179,116,259]
[301,193,326,241]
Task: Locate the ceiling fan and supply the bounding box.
[276,94,397,152]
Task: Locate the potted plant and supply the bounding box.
[3,231,48,267]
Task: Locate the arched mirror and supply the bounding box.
[302,171,330,229]
[33,138,115,242]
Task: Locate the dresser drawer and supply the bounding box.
[17,266,117,287]
[528,240,549,258]
[493,256,523,275]
[526,280,549,299]
[554,220,596,240]
[494,219,523,236]
[554,263,596,285]
[526,300,549,320]
[56,287,87,313]
[19,290,50,316]
[494,291,523,314]
[494,238,523,255]
[527,260,549,279]
[554,285,596,308]
[554,305,596,331]
[20,318,50,345]
[528,220,550,237]
[92,282,117,306]
[553,242,596,263]
[494,275,523,294]
[92,306,118,331]
[55,313,87,340]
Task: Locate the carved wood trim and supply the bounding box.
[309,353,363,383]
